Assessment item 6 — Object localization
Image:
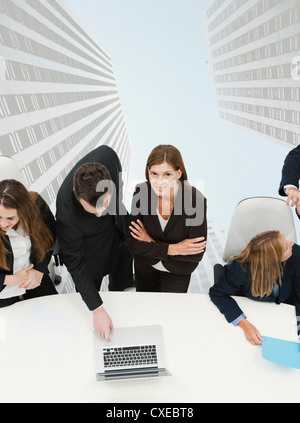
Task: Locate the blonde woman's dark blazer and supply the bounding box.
[209,244,300,327]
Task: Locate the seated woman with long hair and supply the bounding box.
[209,230,299,345]
[0,179,57,307]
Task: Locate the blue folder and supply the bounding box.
[262,336,300,369]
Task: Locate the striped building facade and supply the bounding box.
[203,0,300,148]
[0,0,131,210]
[0,0,131,293]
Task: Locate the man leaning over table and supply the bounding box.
[56,145,134,341]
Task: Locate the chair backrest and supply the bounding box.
[223,197,297,262]
[0,156,28,186]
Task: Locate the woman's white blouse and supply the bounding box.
[0,226,31,299]
[151,209,170,273]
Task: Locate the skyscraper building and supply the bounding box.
[203,0,300,148]
[0,0,131,210]
[0,0,131,293]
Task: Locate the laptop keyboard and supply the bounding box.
[103,345,158,368]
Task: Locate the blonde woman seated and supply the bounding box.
[209,230,299,345]
[0,179,57,307]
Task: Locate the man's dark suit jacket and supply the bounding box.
[0,193,56,291]
[56,145,129,311]
[209,244,300,325]
[279,145,300,219]
[126,181,207,275]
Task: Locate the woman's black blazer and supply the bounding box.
[126,181,207,275]
[0,193,56,291]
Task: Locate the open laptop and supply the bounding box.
[94,324,171,381]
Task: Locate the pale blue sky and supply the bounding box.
[65,0,295,235]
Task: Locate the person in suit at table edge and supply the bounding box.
[209,230,300,345]
[0,179,57,307]
[279,144,300,217]
[126,144,207,293]
[56,145,134,341]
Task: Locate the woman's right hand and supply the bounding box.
[168,237,206,256]
[4,264,34,286]
[238,319,264,345]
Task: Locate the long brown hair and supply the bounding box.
[228,230,285,298]
[0,179,54,270]
[145,145,188,181]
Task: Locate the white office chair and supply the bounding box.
[0,155,61,286]
[214,197,297,283]
[0,155,28,185]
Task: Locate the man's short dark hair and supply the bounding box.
[73,163,112,207]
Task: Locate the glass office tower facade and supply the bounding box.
[0,0,131,293]
[189,221,226,293]
[203,0,300,148]
[0,0,131,211]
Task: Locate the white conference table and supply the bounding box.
[0,290,299,403]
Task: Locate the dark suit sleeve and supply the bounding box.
[104,146,129,236]
[287,250,300,336]
[279,145,300,196]
[294,285,300,337]
[0,257,9,290]
[56,219,103,310]
[161,189,207,275]
[126,212,170,261]
[167,196,207,266]
[209,261,248,323]
[0,275,5,290]
[0,235,11,290]
[32,194,56,275]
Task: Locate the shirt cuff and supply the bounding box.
[93,304,103,311]
[231,313,246,327]
[284,185,298,194]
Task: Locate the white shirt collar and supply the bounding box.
[6,225,26,237]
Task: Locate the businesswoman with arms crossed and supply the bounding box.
[126,145,207,293]
[0,179,57,307]
[209,230,300,345]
